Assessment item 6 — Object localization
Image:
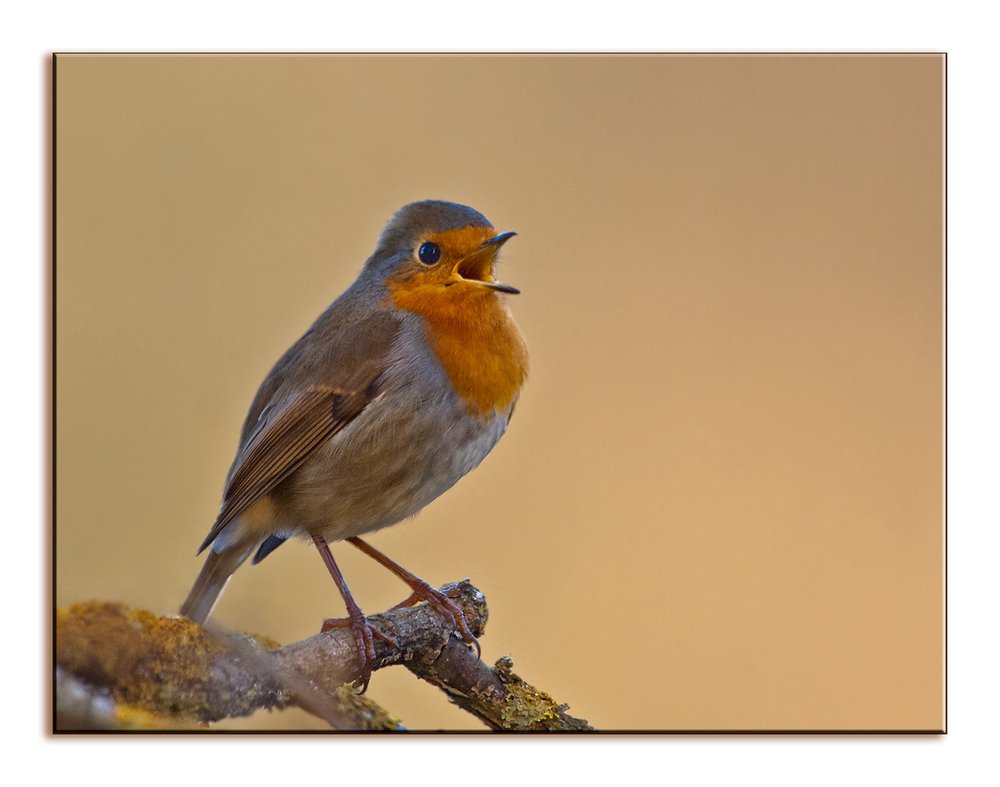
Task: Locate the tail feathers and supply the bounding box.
[180,544,253,625]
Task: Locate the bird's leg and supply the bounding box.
[346,536,481,657]
[313,535,396,693]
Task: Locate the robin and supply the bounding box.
[180,200,527,690]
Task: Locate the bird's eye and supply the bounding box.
[417,242,441,265]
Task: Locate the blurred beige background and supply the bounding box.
[54,54,943,731]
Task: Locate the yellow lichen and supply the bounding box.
[55,601,229,719]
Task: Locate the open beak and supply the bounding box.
[456,231,520,294]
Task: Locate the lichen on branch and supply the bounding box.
[54,581,592,732]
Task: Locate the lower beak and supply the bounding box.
[457,232,520,294]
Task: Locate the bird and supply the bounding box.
[180,200,527,690]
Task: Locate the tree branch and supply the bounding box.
[54,580,592,731]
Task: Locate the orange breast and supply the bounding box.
[388,284,528,418]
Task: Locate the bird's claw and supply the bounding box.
[320,612,398,693]
[390,582,480,658]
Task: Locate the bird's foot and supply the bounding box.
[320,610,398,693]
[390,580,481,658]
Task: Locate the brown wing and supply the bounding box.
[197,364,384,554]
[196,298,402,554]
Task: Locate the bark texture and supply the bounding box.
[54,580,592,732]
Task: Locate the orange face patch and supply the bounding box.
[385,227,528,417]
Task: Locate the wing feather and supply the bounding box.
[197,364,383,554]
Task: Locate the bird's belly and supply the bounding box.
[271,384,510,542]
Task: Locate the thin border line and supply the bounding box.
[50,52,947,735]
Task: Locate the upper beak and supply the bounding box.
[456,232,520,294]
[481,231,518,250]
